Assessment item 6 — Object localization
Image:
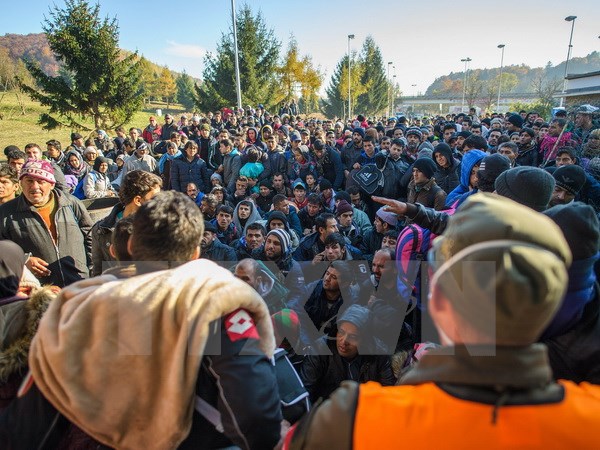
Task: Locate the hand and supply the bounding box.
[312,251,326,265]
[344,170,349,178]
[372,196,408,216]
[26,256,51,278]
[274,420,291,450]
[353,163,361,170]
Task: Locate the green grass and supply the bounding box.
[0,90,189,154]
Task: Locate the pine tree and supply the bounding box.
[176,71,197,111]
[322,53,367,120]
[196,5,280,112]
[322,56,348,118]
[356,36,389,116]
[18,0,142,131]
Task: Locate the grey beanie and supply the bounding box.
[338,304,371,330]
[494,166,556,211]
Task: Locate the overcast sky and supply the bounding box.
[1,0,599,96]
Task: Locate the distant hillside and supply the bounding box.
[426,51,600,95]
[0,32,191,80]
[0,33,59,76]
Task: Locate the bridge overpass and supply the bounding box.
[396,92,549,114]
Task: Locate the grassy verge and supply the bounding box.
[0,90,189,156]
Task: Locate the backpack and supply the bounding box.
[72,178,86,200]
[72,172,97,200]
[395,223,437,309]
[352,159,387,195]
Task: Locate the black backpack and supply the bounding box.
[352,161,386,195]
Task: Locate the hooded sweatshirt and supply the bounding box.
[445,150,486,207]
[233,200,263,236]
[432,144,461,194]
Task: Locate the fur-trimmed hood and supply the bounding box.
[0,286,57,383]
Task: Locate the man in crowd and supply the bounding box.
[200,220,238,262]
[294,213,339,262]
[313,138,343,191]
[286,194,600,448]
[211,204,239,246]
[233,222,266,260]
[342,128,365,179]
[0,164,19,205]
[23,143,68,191]
[0,191,282,449]
[121,141,157,180]
[0,160,92,287]
[91,170,162,276]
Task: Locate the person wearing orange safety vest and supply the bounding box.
[284,194,600,449]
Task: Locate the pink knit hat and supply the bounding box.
[19,159,56,184]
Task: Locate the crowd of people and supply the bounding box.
[1,102,600,448]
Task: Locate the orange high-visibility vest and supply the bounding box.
[354,381,600,450]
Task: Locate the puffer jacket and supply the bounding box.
[170,154,211,194]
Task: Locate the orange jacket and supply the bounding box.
[354,381,600,450]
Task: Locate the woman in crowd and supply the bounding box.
[82,156,117,199]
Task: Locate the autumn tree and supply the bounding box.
[156,66,176,109]
[138,56,158,104]
[18,0,142,131]
[196,5,280,112]
[277,37,323,113]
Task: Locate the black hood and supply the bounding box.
[432,143,455,169]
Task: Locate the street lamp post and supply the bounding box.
[497,44,505,112]
[392,74,396,116]
[387,61,393,117]
[560,16,577,107]
[231,0,242,110]
[347,34,355,120]
[461,57,471,112]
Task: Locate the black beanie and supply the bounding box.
[204,221,217,233]
[495,166,556,211]
[353,127,366,139]
[507,114,524,128]
[544,202,600,260]
[319,179,332,191]
[477,153,511,192]
[412,158,437,179]
[552,165,587,196]
[352,127,365,139]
